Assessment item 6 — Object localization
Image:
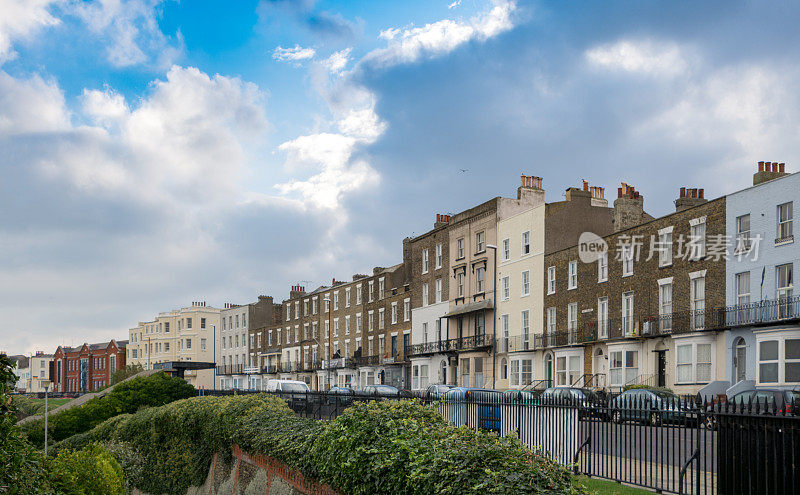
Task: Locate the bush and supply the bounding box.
[57,394,586,495]
[49,443,124,495]
[21,371,195,447]
[111,364,144,385]
[623,384,674,394]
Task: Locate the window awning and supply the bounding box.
[444,299,493,318]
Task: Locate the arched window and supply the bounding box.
[501,358,508,380]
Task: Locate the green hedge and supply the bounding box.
[21,372,195,447]
[622,384,675,394]
[55,394,586,495]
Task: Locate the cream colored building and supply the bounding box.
[128,301,221,389]
[496,177,546,390]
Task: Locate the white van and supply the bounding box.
[264,379,310,393]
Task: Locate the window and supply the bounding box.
[510,360,520,386]
[333,318,339,337]
[368,311,374,332]
[186,318,192,329]
[457,238,465,259]
[476,231,485,252]
[736,215,751,252]
[355,314,362,333]
[422,283,429,306]
[391,302,398,324]
[521,231,530,255]
[658,227,673,267]
[598,297,608,339]
[235,315,239,328]
[186,338,192,349]
[501,314,509,350]
[689,217,706,260]
[777,202,793,241]
[691,272,706,330]
[676,342,713,384]
[476,267,485,293]
[457,273,465,297]
[622,244,634,276]
[356,285,362,305]
[501,358,508,380]
[736,272,750,323]
[501,238,510,261]
[521,270,530,296]
[200,317,206,329]
[422,249,429,273]
[622,292,634,336]
[659,279,673,332]
[345,288,351,307]
[567,303,578,333]
[201,338,207,351]
[404,299,410,321]
[777,264,794,318]
[313,297,319,314]
[164,322,169,332]
[379,308,385,329]
[556,354,582,386]
[294,301,299,319]
[609,350,639,386]
[286,305,290,321]
[345,315,351,335]
[333,291,339,310]
[547,266,556,294]
[379,278,385,299]
[435,278,442,303]
[501,276,510,301]
[568,261,578,289]
[475,313,485,337]
[758,335,800,384]
[521,310,530,349]
[521,359,533,385]
[368,281,374,302]
[435,243,443,269]
[546,307,556,334]
[598,252,608,282]
[422,322,428,343]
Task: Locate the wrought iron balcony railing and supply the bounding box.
[406,333,492,356]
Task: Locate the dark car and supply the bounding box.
[540,387,607,420]
[425,384,454,400]
[503,389,540,405]
[610,389,695,426]
[704,388,800,429]
[326,386,355,405]
[442,387,503,431]
[361,384,401,398]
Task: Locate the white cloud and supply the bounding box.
[0,70,69,133]
[448,0,462,9]
[73,0,181,68]
[323,47,351,73]
[272,44,316,63]
[0,0,62,63]
[364,0,516,68]
[585,39,689,77]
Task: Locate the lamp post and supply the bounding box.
[486,244,498,389]
[41,379,51,456]
[324,297,332,391]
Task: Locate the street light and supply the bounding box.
[486,244,498,389]
[41,379,51,456]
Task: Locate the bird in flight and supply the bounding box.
[459,168,469,173]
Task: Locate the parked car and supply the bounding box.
[326,386,355,405]
[703,388,800,429]
[610,388,695,426]
[425,384,453,400]
[265,379,311,410]
[361,384,401,398]
[540,387,607,420]
[503,389,540,404]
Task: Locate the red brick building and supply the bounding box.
[53,340,128,393]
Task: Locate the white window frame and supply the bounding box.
[735,214,751,253]
[777,202,793,241]
[501,238,510,261]
[547,266,556,294]
[568,260,578,290]
[622,244,634,277]
[597,297,608,339]
[546,307,556,335]
[521,231,530,256]
[422,283,429,307]
[690,270,706,330]
[657,226,674,267]
[501,276,510,301]
[598,252,608,282]
[567,303,578,332]
[658,277,673,332]
[435,278,443,303]
[689,216,707,260]
[391,302,398,324]
[756,330,800,386]
[435,243,443,269]
[521,310,530,349]
[521,270,530,296]
[675,337,714,385]
[403,299,410,321]
[422,249,429,274]
[457,237,465,259]
[608,345,639,386]
[476,231,485,252]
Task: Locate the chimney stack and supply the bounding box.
[517,174,545,202]
[434,213,451,229]
[289,285,306,299]
[753,160,789,186]
[613,182,647,231]
[675,187,708,212]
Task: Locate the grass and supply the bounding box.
[578,476,655,494]
[12,396,72,420]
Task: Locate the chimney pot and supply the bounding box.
[680,187,686,198]
[773,162,779,172]
[521,175,526,187]
[780,163,786,173]
[758,161,764,172]
[583,180,589,192]
[699,188,704,199]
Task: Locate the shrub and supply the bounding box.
[21,371,195,447]
[111,364,144,385]
[59,394,586,495]
[49,443,124,495]
[623,384,675,394]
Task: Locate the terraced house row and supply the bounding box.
[124,161,798,396]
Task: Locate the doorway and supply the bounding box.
[734,337,747,383]
[655,350,667,387]
[544,352,553,388]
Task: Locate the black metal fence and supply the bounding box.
[198,388,799,494]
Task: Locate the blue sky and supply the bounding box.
[3,0,800,354]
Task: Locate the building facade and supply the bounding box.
[127,302,220,389]
[724,163,798,392]
[54,340,127,393]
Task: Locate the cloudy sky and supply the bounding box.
[3,0,800,354]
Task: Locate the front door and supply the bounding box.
[735,342,747,382]
[656,351,667,387]
[545,354,553,388]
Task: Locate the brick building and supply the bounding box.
[54,339,127,393]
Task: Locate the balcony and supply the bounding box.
[321,357,347,370]
[261,364,278,374]
[354,354,380,366]
[278,361,299,373]
[723,295,800,327]
[405,333,492,357]
[216,364,244,375]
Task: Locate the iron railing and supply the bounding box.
[405,333,492,356]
